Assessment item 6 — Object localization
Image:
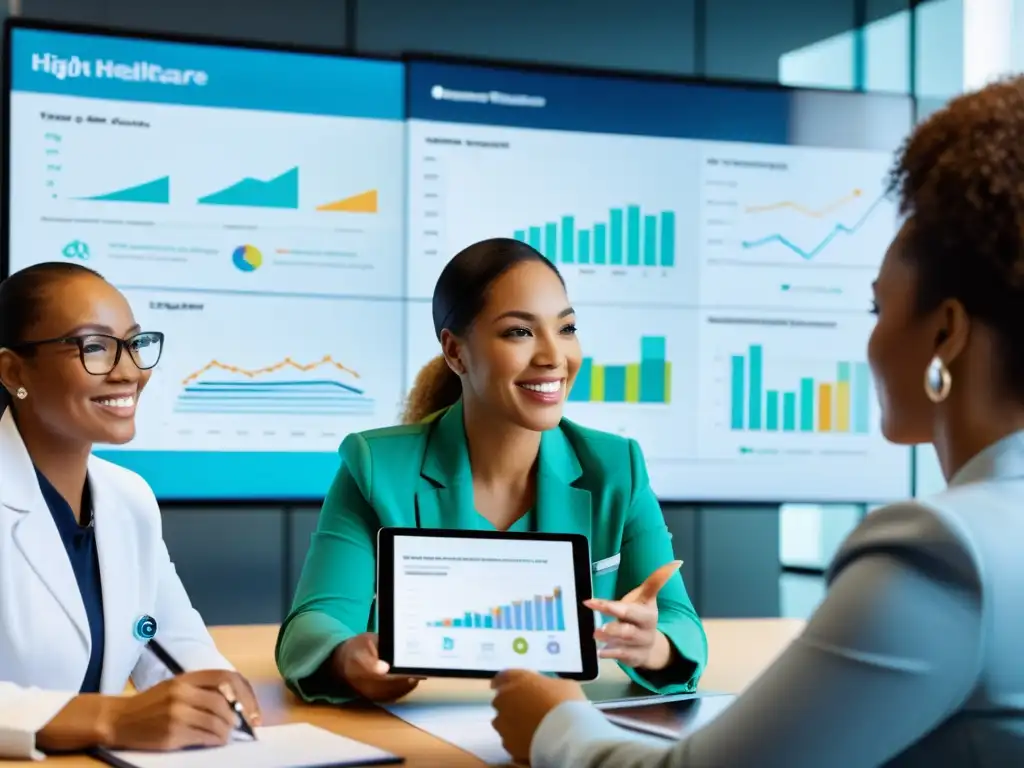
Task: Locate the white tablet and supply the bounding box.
[376,527,599,680]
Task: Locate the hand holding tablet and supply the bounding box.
[376,528,599,680]
[330,632,425,702]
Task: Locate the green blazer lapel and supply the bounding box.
[416,400,476,529]
[535,426,592,542]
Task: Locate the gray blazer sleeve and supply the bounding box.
[530,502,985,768]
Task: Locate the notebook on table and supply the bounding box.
[90,723,404,768]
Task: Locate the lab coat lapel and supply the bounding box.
[89,459,142,692]
[1,410,91,648]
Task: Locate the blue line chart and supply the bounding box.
[740,195,887,260]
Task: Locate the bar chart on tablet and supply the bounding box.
[392,536,582,672]
[426,587,567,631]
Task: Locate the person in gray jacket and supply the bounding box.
[490,75,1024,768]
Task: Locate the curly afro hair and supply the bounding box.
[887,75,1024,393]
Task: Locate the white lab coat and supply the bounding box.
[0,409,232,759]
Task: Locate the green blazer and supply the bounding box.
[276,400,708,703]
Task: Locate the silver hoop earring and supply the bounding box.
[15,387,27,400]
[924,356,951,403]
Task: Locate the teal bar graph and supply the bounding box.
[569,336,671,404]
[513,205,677,270]
[545,223,557,260]
[748,345,763,430]
[627,205,641,265]
[198,166,299,209]
[800,378,814,431]
[660,212,675,267]
[594,223,608,264]
[643,215,657,266]
[639,336,667,403]
[427,588,566,631]
[610,209,624,265]
[604,366,626,402]
[783,392,796,431]
[853,363,870,434]
[729,348,873,435]
[562,216,575,263]
[730,356,744,429]
[578,230,591,264]
[766,390,779,431]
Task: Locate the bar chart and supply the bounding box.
[426,587,566,632]
[513,206,676,269]
[729,344,871,434]
[569,336,670,404]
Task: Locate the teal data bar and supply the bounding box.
[578,229,591,264]
[610,209,623,265]
[627,205,641,266]
[561,216,575,264]
[660,211,675,267]
[644,214,657,266]
[730,355,744,429]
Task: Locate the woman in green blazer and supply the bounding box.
[276,238,707,704]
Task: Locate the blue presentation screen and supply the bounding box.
[5,25,406,499]
[405,60,914,502]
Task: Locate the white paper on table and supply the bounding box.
[383,701,516,766]
[96,723,400,768]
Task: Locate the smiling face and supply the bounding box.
[0,273,154,447]
[442,260,582,432]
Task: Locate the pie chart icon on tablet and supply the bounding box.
[232,244,262,272]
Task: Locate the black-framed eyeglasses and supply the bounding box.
[8,331,164,375]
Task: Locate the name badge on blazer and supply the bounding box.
[592,553,621,574]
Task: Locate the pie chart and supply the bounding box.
[232,244,262,272]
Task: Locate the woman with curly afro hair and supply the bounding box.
[489,77,1024,768]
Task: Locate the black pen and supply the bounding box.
[146,639,257,740]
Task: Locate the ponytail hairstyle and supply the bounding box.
[400,238,565,424]
[0,262,104,414]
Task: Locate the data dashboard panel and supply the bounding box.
[405,59,913,503]
[5,23,406,499]
[3,20,915,502]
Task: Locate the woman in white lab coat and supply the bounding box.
[0,262,259,759]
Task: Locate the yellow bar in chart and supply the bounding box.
[591,366,606,401]
[625,364,640,403]
[818,383,833,431]
[835,380,851,431]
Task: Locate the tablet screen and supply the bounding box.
[390,532,586,674]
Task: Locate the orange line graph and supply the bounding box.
[744,188,862,217]
[181,355,361,386]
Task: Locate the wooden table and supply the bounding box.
[20,619,803,766]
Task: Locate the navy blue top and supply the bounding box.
[36,469,104,693]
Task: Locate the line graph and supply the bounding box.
[181,355,361,385]
[175,355,373,416]
[698,147,897,311]
[740,194,886,261]
[744,188,863,218]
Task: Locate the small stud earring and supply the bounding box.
[924,356,951,403]
[15,387,27,400]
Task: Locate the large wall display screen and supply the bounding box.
[5,23,406,499]
[404,59,914,502]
